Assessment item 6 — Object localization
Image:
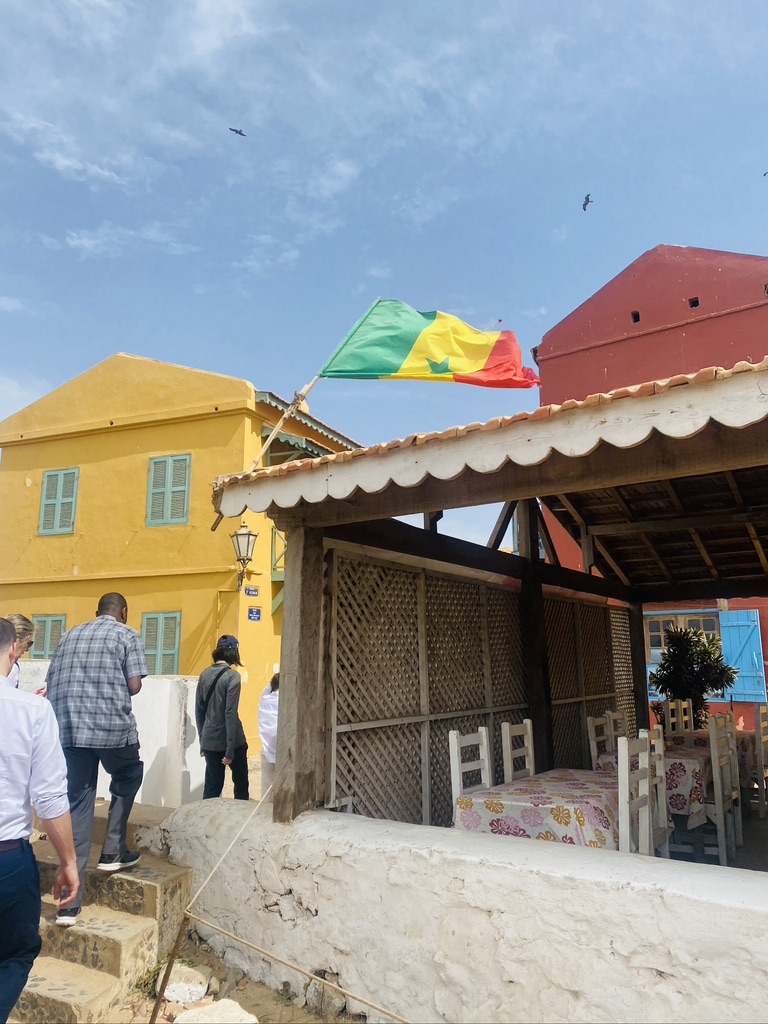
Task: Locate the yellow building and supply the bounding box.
[0,353,358,747]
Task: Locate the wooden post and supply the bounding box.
[517,499,554,771]
[629,601,650,731]
[273,526,326,822]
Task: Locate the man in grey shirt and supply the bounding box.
[195,635,249,800]
[46,593,148,924]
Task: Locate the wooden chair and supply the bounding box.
[704,714,739,865]
[724,713,744,850]
[640,724,671,858]
[606,711,628,747]
[617,732,652,855]
[587,715,613,770]
[753,705,768,819]
[501,719,535,783]
[449,726,492,809]
[664,699,694,738]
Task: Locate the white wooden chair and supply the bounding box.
[724,713,744,850]
[640,724,671,858]
[587,715,613,770]
[753,705,768,819]
[617,732,652,855]
[501,719,535,783]
[664,699,694,738]
[449,726,492,809]
[704,714,739,865]
[607,711,628,747]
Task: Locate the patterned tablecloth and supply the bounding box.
[453,769,620,849]
[596,746,711,829]
[666,729,755,787]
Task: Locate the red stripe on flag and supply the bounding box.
[453,331,540,389]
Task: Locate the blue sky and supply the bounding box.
[2,1,768,541]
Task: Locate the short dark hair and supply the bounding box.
[0,617,16,653]
[269,672,279,692]
[211,643,241,667]
[98,592,127,616]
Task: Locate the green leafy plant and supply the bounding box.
[649,626,737,730]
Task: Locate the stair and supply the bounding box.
[11,803,192,1024]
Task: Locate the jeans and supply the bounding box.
[0,842,42,1023]
[203,743,249,800]
[64,743,144,910]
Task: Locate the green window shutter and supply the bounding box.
[142,612,181,675]
[142,614,160,674]
[147,455,190,526]
[31,616,67,658]
[39,470,79,535]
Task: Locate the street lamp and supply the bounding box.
[230,523,258,590]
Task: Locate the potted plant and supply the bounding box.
[649,626,737,730]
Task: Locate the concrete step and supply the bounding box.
[11,956,121,1024]
[91,797,175,848]
[34,842,191,959]
[40,894,157,991]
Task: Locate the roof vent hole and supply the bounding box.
[631,310,641,324]
[688,296,700,308]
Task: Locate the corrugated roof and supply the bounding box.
[216,357,768,516]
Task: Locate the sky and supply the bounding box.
[1,1,768,543]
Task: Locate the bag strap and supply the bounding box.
[201,667,229,722]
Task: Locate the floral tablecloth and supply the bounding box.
[452,769,620,849]
[666,729,755,787]
[596,747,711,829]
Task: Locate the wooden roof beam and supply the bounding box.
[663,480,719,581]
[724,470,768,576]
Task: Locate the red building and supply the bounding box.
[535,244,768,720]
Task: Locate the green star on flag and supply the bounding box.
[428,357,451,375]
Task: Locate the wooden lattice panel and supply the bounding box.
[334,556,421,725]
[579,604,613,696]
[544,598,580,701]
[487,587,526,707]
[335,723,423,823]
[429,713,486,827]
[609,607,638,738]
[552,701,587,769]
[492,708,527,785]
[426,576,485,714]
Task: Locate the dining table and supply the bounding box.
[596,745,711,829]
[665,728,755,788]
[452,768,620,849]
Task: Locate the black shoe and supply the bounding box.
[97,850,141,873]
[55,907,82,927]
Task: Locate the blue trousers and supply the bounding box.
[0,842,41,1023]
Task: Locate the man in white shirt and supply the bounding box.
[258,671,280,801]
[0,618,79,1024]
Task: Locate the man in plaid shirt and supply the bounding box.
[46,593,148,925]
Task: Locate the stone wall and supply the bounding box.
[153,801,768,1024]
[19,664,205,806]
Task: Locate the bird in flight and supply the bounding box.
[582,194,593,211]
[764,171,768,176]
[229,127,246,137]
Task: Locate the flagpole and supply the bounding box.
[247,376,320,474]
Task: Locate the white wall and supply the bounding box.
[19,664,205,806]
[150,801,768,1024]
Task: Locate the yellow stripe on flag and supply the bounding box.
[389,311,500,380]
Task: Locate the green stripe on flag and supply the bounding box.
[320,300,437,379]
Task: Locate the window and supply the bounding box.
[142,613,181,674]
[39,469,79,535]
[645,612,720,661]
[147,455,191,527]
[31,616,67,659]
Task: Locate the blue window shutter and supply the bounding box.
[720,610,767,703]
[142,614,160,673]
[31,615,67,658]
[39,469,79,535]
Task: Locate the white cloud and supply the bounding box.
[233,233,300,275]
[392,186,461,227]
[307,158,360,200]
[0,374,49,421]
[551,225,570,243]
[366,263,391,280]
[0,296,25,312]
[521,306,549,320]
[66,220,199,258]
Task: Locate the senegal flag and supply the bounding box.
[319,299,539,389]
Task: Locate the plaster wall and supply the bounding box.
[19,664,205,806]
[153,801,768,1024]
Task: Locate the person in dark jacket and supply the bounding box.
[195,635,249,800]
